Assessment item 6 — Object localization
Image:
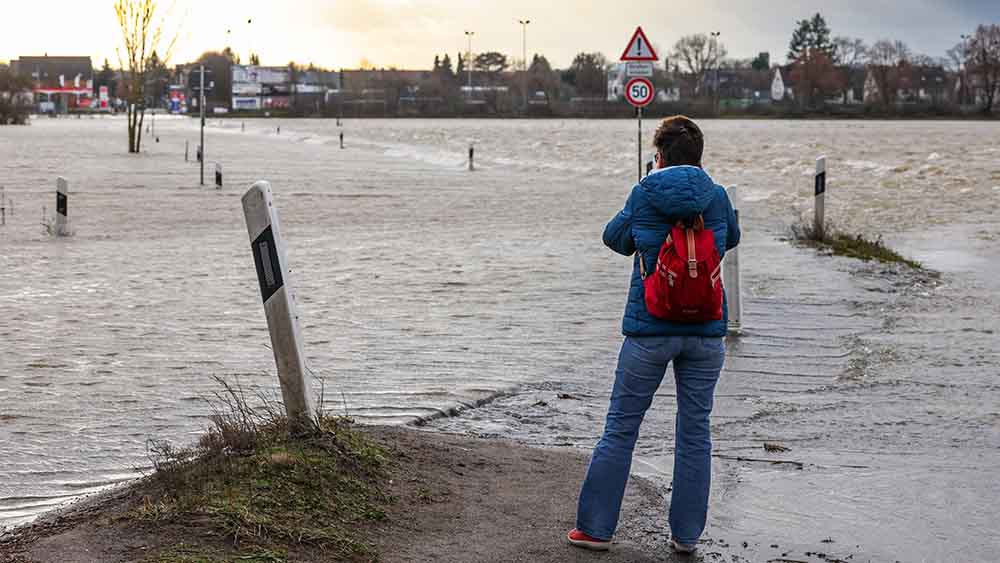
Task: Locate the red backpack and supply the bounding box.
[640,215,724,323]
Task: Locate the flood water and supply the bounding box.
[1,117,998,562]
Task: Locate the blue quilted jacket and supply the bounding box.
[603,165,740,337]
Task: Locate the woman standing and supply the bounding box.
[567,116,740,554]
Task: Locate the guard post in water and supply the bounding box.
[814,156,827,240]
[724,185,743,335]
[242,181,315,430]
[55,177,69,237]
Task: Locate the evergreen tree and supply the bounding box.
[788,13,834,62]
[751,52,771,70]
[433,55,440,71]
[441,54,453,76]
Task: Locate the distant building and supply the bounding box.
[11,56,94,113]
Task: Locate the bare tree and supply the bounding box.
[0,66,33,125]
[833,37,868,67]
[670,34,727,93]
[966,24,1000,113]
[867,39,911,107]
[114,0,176,153]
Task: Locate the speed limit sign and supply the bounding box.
[625,77,655,108]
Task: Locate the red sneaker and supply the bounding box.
[566,528,611,551]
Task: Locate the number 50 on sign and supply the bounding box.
[625,77,655,108]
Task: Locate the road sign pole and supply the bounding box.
[637,107,643,183]
[620,27,658,184]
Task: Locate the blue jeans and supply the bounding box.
[576,335,725,545]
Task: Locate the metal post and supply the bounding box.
[519,19,531,113]
[199,65,206,186]
[469,144,474,171]
[55,177,68,237]
[242,181,316,430]
[814,156,827,240]
[637,107,643,183]
[465,31,475,96]
[724,185,742,335]
[185,140,189,162]
[1,187,5,226]
[215,163,223,189]
[339,132,344,149]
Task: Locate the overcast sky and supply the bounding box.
[2,0,998,69]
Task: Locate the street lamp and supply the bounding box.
[710,31,721,114]
[961,34,971,105]
[519,19,531,113]
[464,31,475,97]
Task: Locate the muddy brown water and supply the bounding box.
[1,117,998,562]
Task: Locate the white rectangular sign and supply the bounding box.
[626,62,654,77]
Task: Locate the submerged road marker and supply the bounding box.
[724,185,743,335]
[814,156,827,240]
[242,181,315,429]
[55,177,69,237]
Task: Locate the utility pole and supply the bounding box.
[519,19,531,113]
[465,31,475,97]
[200,64,206,186]
[711,31,721,115]
[961,34,970,106]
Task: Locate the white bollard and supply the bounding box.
[814,156,827,240]
[242,181,315,430]
[724,185,743,335]
[55,177,69,237]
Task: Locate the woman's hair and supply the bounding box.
[653,115,704,168]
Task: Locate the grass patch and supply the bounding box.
[790,220,924,270]
[127,377,391,562]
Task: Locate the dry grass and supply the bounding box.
[132,376,391,562]
[789,219,924,270]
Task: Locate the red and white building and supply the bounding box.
[11,56,94,114]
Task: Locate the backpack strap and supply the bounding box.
[686,228,698,278]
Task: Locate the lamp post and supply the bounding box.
[464,31,475,97]
[519,19,531,113]
[961,34,971,106]
[711,31,721,115]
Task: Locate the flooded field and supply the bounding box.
[1,117,998,562]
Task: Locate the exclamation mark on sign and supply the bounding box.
[637,38,643,56]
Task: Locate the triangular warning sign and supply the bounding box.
[620,26,658,62]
